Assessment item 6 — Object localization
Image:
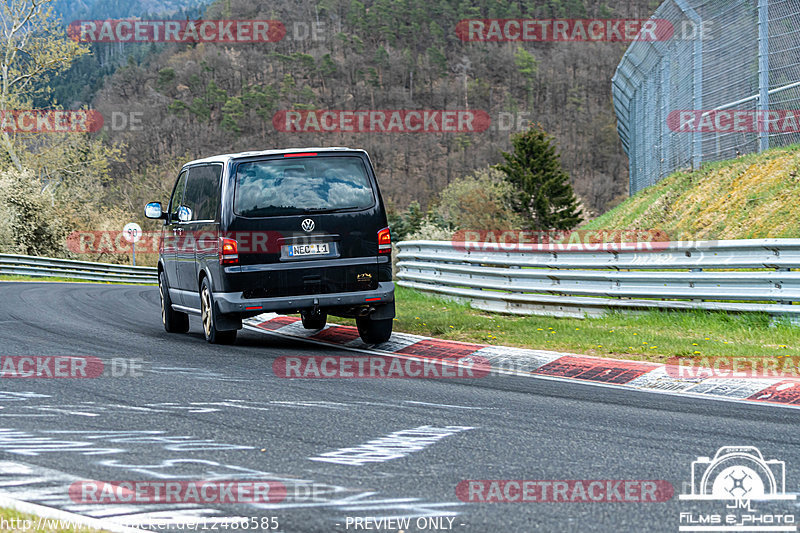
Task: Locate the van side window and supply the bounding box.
[184,164,222,221]
[168,170,189,217]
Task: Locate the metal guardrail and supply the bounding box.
[396,239,800,318]
[0,254,158,284]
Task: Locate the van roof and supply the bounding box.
[183,147,365,167]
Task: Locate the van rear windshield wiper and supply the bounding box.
[303,207,359,213]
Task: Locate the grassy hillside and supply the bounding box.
[583,143,800,240]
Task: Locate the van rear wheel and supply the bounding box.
[356,317,392,344]
[200,279,237,345]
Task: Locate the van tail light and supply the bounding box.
[378,227,392,254]
[220,237,239,265]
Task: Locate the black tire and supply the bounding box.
[160,271,189,333]
[200,278,237,344]
[301,309,327,330]
[356,316,393,344]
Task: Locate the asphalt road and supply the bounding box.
[0,282,799,533]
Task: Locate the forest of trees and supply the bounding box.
[38,0,211,108]
[2,0,664,262]
[72,0,661,219]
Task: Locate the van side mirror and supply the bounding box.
[177,205,193,223]
[145,202,165,219]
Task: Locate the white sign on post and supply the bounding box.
[123,223,142,265]
[123,223,142,243]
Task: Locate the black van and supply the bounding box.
[145,147,394,345]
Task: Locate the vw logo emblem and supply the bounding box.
[301,219,315,232]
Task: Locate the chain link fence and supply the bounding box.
[613,0,800,194]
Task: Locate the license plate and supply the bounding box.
[287,243,330,257]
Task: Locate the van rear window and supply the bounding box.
[234,156,375,217]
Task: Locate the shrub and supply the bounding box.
[0,167,70,256]
[437,167,524,230]
[407,220,454,241]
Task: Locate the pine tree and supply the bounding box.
[497,125,583,231]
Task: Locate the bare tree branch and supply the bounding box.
[0,0,87,170]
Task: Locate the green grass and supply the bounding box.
[0,507,109,533]
[337,286,800,363]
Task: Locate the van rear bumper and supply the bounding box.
[214,281,395,316]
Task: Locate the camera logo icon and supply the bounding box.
[681,446,794,501]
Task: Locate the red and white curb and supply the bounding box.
[245,314,800,410]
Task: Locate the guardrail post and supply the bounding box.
[630,83,639,193]
[674,0,703,169]
[692,24,703,169]
[660,55,672,178]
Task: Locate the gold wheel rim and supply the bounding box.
[201,286,212,338]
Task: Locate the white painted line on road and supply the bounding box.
[1,454,464,523]
[0,392,51,401]
[309,425,474,466]
[403,401,489,410]
[0,414,58,417]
